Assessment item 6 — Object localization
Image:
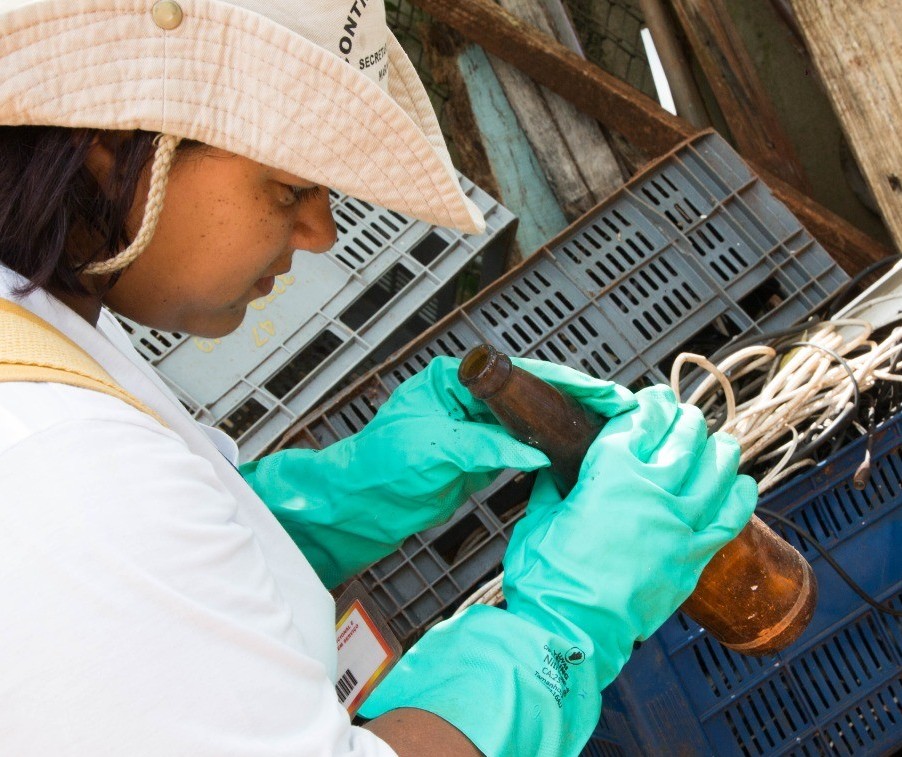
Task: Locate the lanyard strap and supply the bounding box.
[0,297,164,426]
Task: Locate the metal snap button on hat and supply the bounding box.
[152,0,183,30]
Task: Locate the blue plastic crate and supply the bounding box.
[602,410,902,756]
[582,686,645,756]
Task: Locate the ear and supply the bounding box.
[83,133,118,187]
[83,130,143,187]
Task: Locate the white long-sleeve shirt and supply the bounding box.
[0,265,397,756]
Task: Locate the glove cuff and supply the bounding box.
[359,605,602,757]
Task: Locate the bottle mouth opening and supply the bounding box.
[458,344,512,399]
[458,344,493,384]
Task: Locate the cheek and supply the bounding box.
[111,185,297,328]
[219,203,292,261]
[173,203,291,288]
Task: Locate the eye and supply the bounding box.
[282,184,324,205]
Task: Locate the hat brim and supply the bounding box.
[0,0,486,234]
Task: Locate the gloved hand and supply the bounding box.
[359,386,758,757]
[240,355,635,588]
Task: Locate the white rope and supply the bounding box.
[455,574,504,614]
[84,134,182,275]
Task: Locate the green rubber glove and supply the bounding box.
[359,386,758,757]
[240,356,635,588]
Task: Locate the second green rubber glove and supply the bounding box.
[360,387,758,756]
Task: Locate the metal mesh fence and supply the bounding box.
[385,0,655,150]
[566,0,656,96]
[384,2,452,133]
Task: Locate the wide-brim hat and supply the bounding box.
[0,0,486,234]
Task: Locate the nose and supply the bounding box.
[292,187,337,254]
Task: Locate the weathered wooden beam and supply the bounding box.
[409,0,695,156]
[790,0,902,255]
[533,0,584,57]
[524,0,643,178]
[668,0,811,193]
[457,45,569,254]
[408,0,893,272]
[422,27,567,260]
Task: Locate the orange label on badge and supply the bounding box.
[335,589,401,716]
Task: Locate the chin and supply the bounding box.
[110,299,249,339]
[177,305,249,339]
[192,313,247,338]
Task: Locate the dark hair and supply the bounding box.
[0,126,159,296]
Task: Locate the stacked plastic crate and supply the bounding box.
[118,174,515,462]
[272,132,897,755]
[278,130,848,640]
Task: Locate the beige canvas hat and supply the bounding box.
[0,0,486,243]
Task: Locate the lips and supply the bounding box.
[252,268,291,298]
[253,275,276,296]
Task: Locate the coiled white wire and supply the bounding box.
[672,319,902,491]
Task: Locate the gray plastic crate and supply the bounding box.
[275,131,849,647]
[118,175,515,462]
[361,468,535,641]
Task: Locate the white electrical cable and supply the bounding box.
[671,353,736,421]
[688,322,902,480]
[455,317,902,616]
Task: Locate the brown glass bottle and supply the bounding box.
[458,343,817,656]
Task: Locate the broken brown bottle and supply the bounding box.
[458,343,817,656]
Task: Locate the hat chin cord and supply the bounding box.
[83,134,182,276]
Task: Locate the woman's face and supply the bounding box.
[100,146,337,337]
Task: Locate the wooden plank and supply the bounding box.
[421,27,566,261]
[537,0,584,56]
[790,0,902,254]
[456,45,569,254]
[419,29,506,226]
[489,0,624,218]
[408,0,892,272]
[668,0,811,193]
[420,10,610,243]
[522,0,642,178]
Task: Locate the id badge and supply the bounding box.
[334,580,402,717]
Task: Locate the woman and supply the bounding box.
[0,1,756,755]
